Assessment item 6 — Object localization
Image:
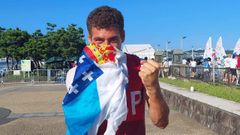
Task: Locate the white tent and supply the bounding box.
[122,44,155,59]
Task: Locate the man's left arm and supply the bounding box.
[139,60,169,128]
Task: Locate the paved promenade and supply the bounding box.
[0,84,217,135]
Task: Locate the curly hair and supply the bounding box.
[87,6,124,35]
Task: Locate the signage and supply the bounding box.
[21,60,31,71]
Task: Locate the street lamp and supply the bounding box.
[181,36,187,50]
[166,41,171,59]
[191,45,194,60]
[157,44,161,51]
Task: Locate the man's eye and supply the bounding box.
[110,38,119,43]
[95,39,103,44]
[96,40,103,43]
[95,39,102,41]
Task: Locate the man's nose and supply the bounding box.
[103,40,110,45]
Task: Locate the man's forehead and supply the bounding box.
[91,27,120,32]
[90,27,121,37]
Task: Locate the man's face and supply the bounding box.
[88,27,125,50]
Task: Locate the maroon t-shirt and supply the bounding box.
[97,54,146,135]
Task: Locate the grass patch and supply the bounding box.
[160,78,240,103]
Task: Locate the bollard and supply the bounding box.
[190,86,194,92]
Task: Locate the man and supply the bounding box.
[190,60,197,78]
[236,54,240,85]
[65,6,169,134]
[229,54,237,83]
[162,58,169,77]
[224,54,232,82]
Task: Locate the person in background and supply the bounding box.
[182,59,187,65]
[202,58,211,81]
[216,57,224,81]
[223,54,232,82]
[190,60,197,78]
[236,54,240,85]
[216,57,224,68]
[162,58,169,77]
[229,54,237,83]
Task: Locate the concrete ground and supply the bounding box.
[0,84,217,135]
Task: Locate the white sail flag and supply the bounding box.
[233,38,240,55]
[203,37,213,59]
[215,36,226,60]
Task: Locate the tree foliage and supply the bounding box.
[0,23,86,69]
[0,28,30,69]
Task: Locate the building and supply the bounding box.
[122,44,155,59]
[0,58,6,62]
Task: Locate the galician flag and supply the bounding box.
[62,44,128,135]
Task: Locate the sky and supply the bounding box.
[1,0,240,51]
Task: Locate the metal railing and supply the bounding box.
[0,69,69,84]
[160,65,240,86]
[1,66,239,86]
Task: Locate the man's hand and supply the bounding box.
[139,59,169,128]
[139,59,160,91]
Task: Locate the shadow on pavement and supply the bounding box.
[0,107,17,125]
[0,118,17,125]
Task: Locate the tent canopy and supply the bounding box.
[45,56,65,64]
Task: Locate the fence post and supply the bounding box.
[227,68,230,86]
[23,71,25,82]
[47,69,51,81]
[178,65,181,78]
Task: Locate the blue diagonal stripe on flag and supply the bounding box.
[62,51,103,105]
[63,80,101,135]
[62,50,128,135]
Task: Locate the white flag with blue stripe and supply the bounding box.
[62,51,128,135]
